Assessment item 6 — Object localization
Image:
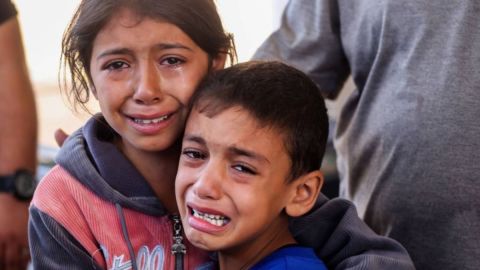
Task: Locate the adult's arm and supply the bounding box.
[252,0,350,99]
[0,2,38,269]
[0,4,37,174]
[254,1,413,268]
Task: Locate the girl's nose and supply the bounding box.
[133,63,163,104]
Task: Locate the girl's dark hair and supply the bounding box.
[191,61,329,182]
[61,0,236,112]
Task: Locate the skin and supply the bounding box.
[88,8,225,212]
[0,16,37,270]
[176,106,323,269]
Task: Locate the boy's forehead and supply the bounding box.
[185,107,290,159]
[187,106,262,133]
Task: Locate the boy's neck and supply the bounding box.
[218,217,296,270]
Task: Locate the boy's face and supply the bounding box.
[176,106,296,255]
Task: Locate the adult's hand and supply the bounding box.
[0,194,30,270]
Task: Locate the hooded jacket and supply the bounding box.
[29,115,414,269]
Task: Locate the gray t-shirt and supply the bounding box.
[254,1,480,269]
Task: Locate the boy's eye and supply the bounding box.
[232,164,257,175]
[182,149,206,160]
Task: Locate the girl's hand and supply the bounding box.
[54,129,69,147]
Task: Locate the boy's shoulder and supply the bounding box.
[290,194,415,269]
[251,245,327,270]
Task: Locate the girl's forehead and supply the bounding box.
[102,8,167,32]
[94,11,198,51]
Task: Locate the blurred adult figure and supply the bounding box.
[254,1,480,269]
[0,0,38,269]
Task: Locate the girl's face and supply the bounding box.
[89,8,225,155]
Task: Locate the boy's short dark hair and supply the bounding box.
[190,61,329,182]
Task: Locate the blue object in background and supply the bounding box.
[37,145,58,180]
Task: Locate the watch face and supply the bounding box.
[14,170,37,200]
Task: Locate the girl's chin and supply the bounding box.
[125,135,180,153]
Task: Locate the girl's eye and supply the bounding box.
[161,57,184,66]
[104,61,129,71]
[232,164,257,175]
[182,149,206,160]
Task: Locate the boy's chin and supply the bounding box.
[186,228,233,252]
[187,234,217,251]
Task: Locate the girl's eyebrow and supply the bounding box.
[154,42,193,51]
[96,42,193,60]
[96,48,133,60]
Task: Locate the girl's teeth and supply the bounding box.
[134,115,169,124]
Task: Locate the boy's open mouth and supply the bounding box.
[190,207,231,227]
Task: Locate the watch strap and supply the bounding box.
[0,174,15,192]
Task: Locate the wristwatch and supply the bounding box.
[0,169,37,201]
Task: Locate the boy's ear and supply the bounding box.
[285,170,324,217]
[211,53,227,71]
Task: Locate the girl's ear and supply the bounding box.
[285,170,324,217]
[211,53,227,71]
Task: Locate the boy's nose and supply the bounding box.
[133,63,163,104]
[193,162,224,200]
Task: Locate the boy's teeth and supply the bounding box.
[192,209,229,227]
[134,115,169,124]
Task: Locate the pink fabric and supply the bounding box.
[33,165,211,269]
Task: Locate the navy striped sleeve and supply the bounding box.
[28,205,103,270]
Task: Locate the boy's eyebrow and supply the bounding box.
[183,134,206,145]
[228,147,270,165]
[183,134,270,164]
[96,43,193,60]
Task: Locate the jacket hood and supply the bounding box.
[55,115,167,216]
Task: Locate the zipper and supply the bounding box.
[171,214,186,270]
